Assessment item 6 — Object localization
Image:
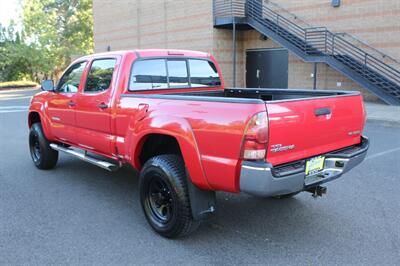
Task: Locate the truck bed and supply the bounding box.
[163,88,364,167]
[169,88,359,102]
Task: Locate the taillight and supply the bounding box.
[361,98,367,130]
[240,111,269,161]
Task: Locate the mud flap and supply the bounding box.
[186,176,216,220]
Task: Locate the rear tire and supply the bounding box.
[29,123,58,170]
[139,154,200,238]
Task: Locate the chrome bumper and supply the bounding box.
[239,136,369,197]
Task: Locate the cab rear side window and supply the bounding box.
[85,59,117,93]
[129,58,221,91]
[130,59,168,90]
[188,59,221,87]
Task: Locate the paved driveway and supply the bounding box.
[1,89,399,265]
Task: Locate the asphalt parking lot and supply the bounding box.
[0,88,399,265]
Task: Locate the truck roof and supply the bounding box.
[79,49,210,60]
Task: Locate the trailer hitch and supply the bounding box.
[306,186,327,198]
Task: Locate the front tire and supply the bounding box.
[29,123,58,169]
[139,154,200,238]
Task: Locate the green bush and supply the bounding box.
[0,81,38,89]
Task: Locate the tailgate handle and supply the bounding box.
[314,107,331,116]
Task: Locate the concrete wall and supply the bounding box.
[93,0,400,102]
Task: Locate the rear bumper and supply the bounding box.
[239,136,369,197]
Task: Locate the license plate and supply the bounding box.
[305,156,325,176]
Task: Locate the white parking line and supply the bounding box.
[0,96,33,100]
[365,147,400,160]
[0,110,28,113]
[0,106,29,109]
[0,106,29,113]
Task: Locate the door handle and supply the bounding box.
[68,100,76,107]
[314,107,331,116]
[98,102,108,109]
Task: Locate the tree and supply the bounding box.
[0,21,44,82]
[22,0,93,77]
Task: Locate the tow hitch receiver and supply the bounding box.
[306,186,327,198]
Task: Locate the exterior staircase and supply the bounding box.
[213,0,400,105]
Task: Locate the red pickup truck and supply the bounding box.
[28,49,369,238]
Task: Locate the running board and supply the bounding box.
[50,143,120,172]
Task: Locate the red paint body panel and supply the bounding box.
[265,95,365,166]
[74,55,122,154]
[28,49,366,194]
[115,96,264,191]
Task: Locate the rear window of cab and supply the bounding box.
[129,58,221,91]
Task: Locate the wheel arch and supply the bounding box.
[127,115,211,190]
[28,111,41,128]
[137,134,182,165]
[28,109,54,140]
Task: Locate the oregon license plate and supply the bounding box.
[305,156,325,176]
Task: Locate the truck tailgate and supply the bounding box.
[266,95,365,166]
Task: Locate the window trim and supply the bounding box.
[56,60,88,94]
[83,57,118,94]
[127,56,221,92]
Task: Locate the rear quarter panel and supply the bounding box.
[115,96,266,192]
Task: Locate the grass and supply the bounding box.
[0,80,39,89]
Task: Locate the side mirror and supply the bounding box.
[41,80,55,91]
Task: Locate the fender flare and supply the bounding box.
[28,102,54,140]
[125,115,212,190]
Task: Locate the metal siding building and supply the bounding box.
[93,0,400,103]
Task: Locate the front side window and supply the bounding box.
[85,59,116,93]
[189,59,221,87]
[57,62,87,93]
[130,59,168,90]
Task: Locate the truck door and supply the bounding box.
[75,57,118,155]
[47,61,87,144]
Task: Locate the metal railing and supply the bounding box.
[262,0,312,28]
[213,0,246,19]
[213,0,400,99]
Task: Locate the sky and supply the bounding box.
[0,0,21,27]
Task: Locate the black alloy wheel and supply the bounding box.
[29,123,58,169]
[146,175,174,224]
[139,154,200,238]
[30,132,42,163]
